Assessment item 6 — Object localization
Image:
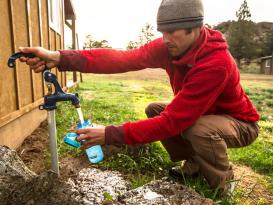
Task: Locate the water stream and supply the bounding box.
[76,107,85,125]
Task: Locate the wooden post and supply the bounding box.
[72,17,77,82]
[76,33,83,82]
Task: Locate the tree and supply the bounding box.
[126,23,155,50]
[83,35,111,49]
[262,28,273,56]
[227,0,256,67]
[138,23,155,45]
[126,41,138,50]
[236,0,251,21]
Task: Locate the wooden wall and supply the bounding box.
[0,0,66,148]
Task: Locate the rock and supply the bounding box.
[68,168,129,204]
[0,171,84,205]
[0,145,35,180]
[0,146,83,205]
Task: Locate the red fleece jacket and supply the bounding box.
[59,27,259,145]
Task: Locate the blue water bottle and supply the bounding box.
[64,120,104,164]
[77,120,104,164]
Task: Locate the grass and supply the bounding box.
[228,75,273,185]
[55,70,273,204]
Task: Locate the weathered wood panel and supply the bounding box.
[41,0,49,95]
[0,0,17,117]
[41,0,49,49]
[30,0,44,100]
[13,0,33,107]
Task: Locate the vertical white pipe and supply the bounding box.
[47,110,59,175]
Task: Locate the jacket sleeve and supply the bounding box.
[58,38,169,73]
[122,67,229,144]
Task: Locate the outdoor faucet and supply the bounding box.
[7,52,81,175]
[40,70,80,110]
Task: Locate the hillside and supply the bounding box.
[213,21,273,43]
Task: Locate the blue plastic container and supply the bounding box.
[63,133,81,148]
[64,120,104,164]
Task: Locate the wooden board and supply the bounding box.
[30,0,43,100]
[13,0,33,107]
[0,0,17,117]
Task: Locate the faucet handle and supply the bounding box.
[7,52,36,68]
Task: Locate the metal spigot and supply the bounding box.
[39,69,80,110]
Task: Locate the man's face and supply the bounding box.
[161,29,197,57]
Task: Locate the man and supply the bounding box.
[20,0,259,193]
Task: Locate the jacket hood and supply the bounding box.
[172,27,228,66]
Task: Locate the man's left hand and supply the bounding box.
[76,126,105,149]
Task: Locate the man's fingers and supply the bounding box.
[76,128,90,135]
[29,61,45,69]
[26,57,41,66]
[30,62,44,71]
[80,139,98,149]
[19,57,27,62]
[76,133,91,141]
[33,65,46,73]
[19,46,39,55]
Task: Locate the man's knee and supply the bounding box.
[145,103,157,118]
[145,102,166,118]
[183,116,228,153]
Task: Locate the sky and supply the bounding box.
[67,0,273,49]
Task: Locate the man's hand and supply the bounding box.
[18,47,60,73]
[76,126,106,149]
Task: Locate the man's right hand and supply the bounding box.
[19,47,61,73]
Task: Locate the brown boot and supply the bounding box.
[169,158,200,179]
[193,156,235,195]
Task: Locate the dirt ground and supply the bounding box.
[17,120,272,204]
[16,121,91,180]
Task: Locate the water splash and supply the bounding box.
[76,107,84,125]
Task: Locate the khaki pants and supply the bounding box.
[145,102,259,189]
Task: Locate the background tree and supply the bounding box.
[127,23,155,50]
[138,23,155,45]
[126,41,138,50]
[262,28,273,56]
[83,35,111,49]
[227,0,256,67]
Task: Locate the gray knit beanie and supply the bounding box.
[157,0,204,32]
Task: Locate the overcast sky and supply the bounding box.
[68,0,273,49]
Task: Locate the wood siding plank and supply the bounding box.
[0,0,18,117]
[26,0,35,102]
[13,0,33,107]
[8,0,22,110]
